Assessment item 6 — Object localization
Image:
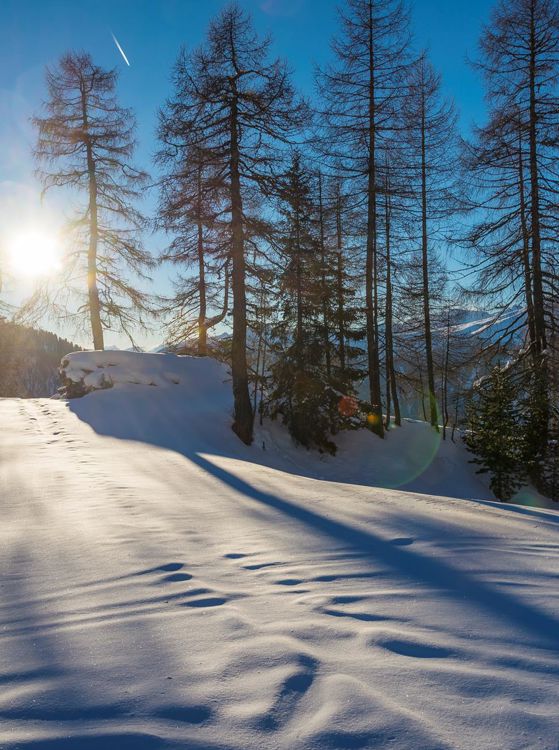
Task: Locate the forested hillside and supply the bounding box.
[0,319,80,397]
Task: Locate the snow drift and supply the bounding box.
[60,349,532,504]
[1,350,558,750]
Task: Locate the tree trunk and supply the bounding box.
[384,168,401,428]
[196,164,208,357]
[384,174,391,431]
[81,80,104,351]
[259,334,267,427]
[420,83,437,429]
[528,1,547,355]
[229,89,253,444]
[442,309,451,441]
[366,1,384,437]
[295,202,304,370]
[318,172,331,379]
[252,284,265,414]
[517,123,536,355]
[335,186,346,375]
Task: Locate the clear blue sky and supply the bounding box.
[0,0,493,347]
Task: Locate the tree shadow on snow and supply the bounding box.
[6,735,228,750]
[65,391,559,518]
[67,395,559,650]
[187,451,559,651]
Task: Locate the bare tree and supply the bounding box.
[156,135,230,355]
[32,52,153,349]
[160,5,306,444]
[317,0,411,437]
[402,53,459,428]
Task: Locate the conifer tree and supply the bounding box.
[464,0,559,493]
[465,367,526,501]
[161,4,306,444]
[382,158,402,428]
[267,153,328,450]
[32,53,152,349]
[317,0,411,437]
[156,136,229,355]
[267,154,359,453]
[520,358,558,497]
[328,178,366,396]
[401,52,459,429]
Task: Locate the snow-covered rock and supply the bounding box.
[60,350,214,397]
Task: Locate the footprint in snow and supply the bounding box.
[243,561,283,571]
[322,608,390,623]
[257,654,318,732]
[390,537,415,546]
[182,596,228,608]
[148,562,185,574]
[155,563,184,573]
[276,578,304,586]
[160,572,193,583]
[378,638,452,659]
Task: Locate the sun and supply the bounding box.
[8,229,62,278]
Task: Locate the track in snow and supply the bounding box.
[1,397,559,750]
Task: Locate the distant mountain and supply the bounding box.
[446,307,525,345]
[153,308,525,356]
[0,319,81,397]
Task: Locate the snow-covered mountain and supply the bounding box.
[446,306,525,345]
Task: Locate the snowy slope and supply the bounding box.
[1,352,558,750]
[58,350,536,504]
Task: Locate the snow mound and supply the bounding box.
[58,350,496,504]
[60,350,550,507]
[60,350,226,398]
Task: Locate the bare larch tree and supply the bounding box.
[159,5,306,444]
[33,52,152,349]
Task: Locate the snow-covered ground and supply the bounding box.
[1,352,558,749]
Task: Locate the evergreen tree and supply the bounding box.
[465,366,526,501]
[32,53,153,349]
[267,154,360,454]
[0,319,80,397]
[520,356,559,498]
[327,177,366,399]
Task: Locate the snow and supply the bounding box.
[1,351,558,749]
[61,350,190,391]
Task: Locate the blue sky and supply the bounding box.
[0,0,493,347]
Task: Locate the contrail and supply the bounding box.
[111,32,130,66]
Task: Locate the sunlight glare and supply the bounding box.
[8,229,62,278]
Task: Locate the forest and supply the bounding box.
[6,0,559,502]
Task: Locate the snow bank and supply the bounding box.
[59,350,551,507]
[58,350,494,503]
[60,350,205,397]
